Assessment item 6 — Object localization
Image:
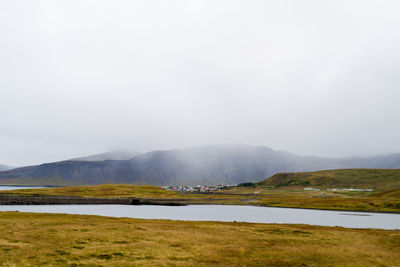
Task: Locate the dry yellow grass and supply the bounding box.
[0,212,399,266]
[3,184,182,198]
[222,187,400,212]
[261,169,400,191]
[1,184,257,205]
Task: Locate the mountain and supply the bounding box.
[258,169,400,191]
[0,145,400,186]
[70,150,141,161]
[0,164,13,172]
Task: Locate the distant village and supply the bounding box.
[164,185,375,193]
[304,187,374,192]
[163,185,229,192]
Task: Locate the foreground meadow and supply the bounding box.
[0,212,399,266]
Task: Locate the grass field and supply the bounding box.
[2,184,182,198]
[0,212,399,266]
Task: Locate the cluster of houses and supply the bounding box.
[304,187,374,192]
[163,185,225,192]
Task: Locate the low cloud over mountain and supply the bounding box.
[0,164,13,172]
[0,145,399,186]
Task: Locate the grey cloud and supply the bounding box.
[1,0,400,165]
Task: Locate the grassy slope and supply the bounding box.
[0,212,399,266]
[260,169,400,190]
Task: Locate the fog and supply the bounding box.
[1,0,400,166]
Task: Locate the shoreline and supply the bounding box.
[251,203,400,214]
[1,193,399,214]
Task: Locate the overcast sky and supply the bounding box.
[1,0,400,166]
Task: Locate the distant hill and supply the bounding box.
[0,145,400,186]
[70,150,141,161]
[0,164,13,172]
[259,169,400,191]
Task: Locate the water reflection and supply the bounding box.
[0,204,398,230]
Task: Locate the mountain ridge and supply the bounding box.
[70,150,141,161]
[0,145,399,186]
[0,164,14,172]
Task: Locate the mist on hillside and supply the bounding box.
[1,144,400,186]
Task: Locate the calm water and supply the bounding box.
[0,186,48,191]
[0,204,399,230]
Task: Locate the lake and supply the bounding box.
[0,186,49,191]
[0,204,399,230]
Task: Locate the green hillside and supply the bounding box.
[260,169,400,191]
